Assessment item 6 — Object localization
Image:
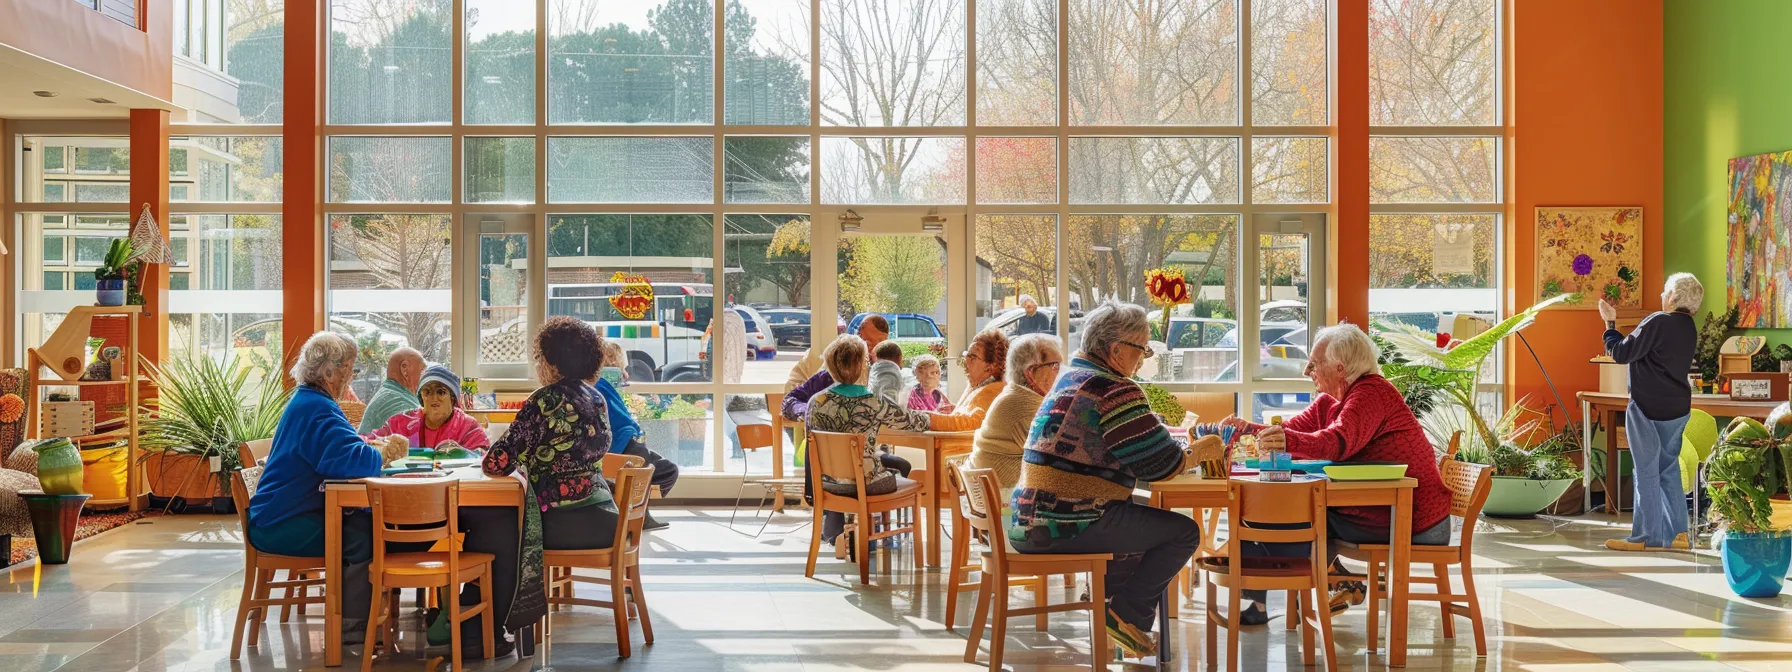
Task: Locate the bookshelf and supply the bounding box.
[24,305,144,512]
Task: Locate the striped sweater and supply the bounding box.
[1009,357,1189,543]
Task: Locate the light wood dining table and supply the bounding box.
[320,469,525,667]
[1144,473,1421,668]
[879,428,977,569]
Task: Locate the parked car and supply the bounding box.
[732,305,779,360]
[760,308,818,349]
[847,312,945,346]
[985,307,1083,340]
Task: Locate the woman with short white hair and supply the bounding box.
[1230,322,1451,621]
[967,333,1064,490]
[1597,273,1700,551]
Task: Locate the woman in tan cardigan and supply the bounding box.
[953,328,1010,418]
[967,333,1064,491]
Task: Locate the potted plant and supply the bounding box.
[1452,407,1585,517]
[94,238,133,306]
[138,353,290,512]
[1706,415,1792,597]
[629,394,709,467]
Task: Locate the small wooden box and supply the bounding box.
[40,400,96,437]
[1727,372,1789,402]
[1719,336,1768,379]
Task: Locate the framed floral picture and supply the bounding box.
[1534,207,1644,309]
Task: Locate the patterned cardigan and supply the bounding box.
[1009,357,1190,544]
[482,378,614,512]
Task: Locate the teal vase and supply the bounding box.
[28,438,85,495]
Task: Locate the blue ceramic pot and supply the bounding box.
[95,278,126,306]
[1720,531,1792,598]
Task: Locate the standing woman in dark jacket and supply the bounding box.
[1598,272,1701,551]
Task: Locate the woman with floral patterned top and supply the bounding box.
[483,316,616,550]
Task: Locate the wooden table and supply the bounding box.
[1146,474,1420,668]
[321,470,524,667]
[1577,392,1780,514]
[880,429,977,569]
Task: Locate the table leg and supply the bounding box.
[1581,399,1594,514]
[1604,408,1620,515]
[1387,488,1413,668]
[926,443,943,569]
[325,489,343,667]
[1157,589,1173,668]
[771,415,786,514]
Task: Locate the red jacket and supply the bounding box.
[1252,374,1450,533]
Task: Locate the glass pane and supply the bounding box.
[1369,0,1498,126]
[1069,0,1239,125]
[547,137,714,203]
[820,137,966,204]
[546,214,715,383]
[168,214,285,375]
[549,0,714,124]
[1257,232,1314,381]
[1251,137,1327,204]
[328,214,454,399]
[1369,136,1498,203]
[328,0,452,124]
[726,214,814,385]
[819,0,967,127]
[465,137,536,203]
[839,233,951,378]
[630,393,716,472]
[1069,137,1240,205]
[173,136,283,202]
[723,393,795,476]
[478,232,529,365]
[1066,214,1239,383]
[327,136,452,203]
[725,0,811,125]
[976,0,1057,126]
[976,137,1058,205]
[18,137,128,203]
[724,137,811,204]
[976,215,1057,335]
[222,1,284,123]
[466,0,536,124]
[1368,214,1499,334]
[1251,0,1327,125]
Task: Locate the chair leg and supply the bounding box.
[277,569,293,623]
[629,564,655,644]
[964,573,993,664]
[989,574,1010,671]
[230,566,260,659]
[1226,583,1242,672]
[1366,556,1382,654]
[1089,563,1108,672]
[447,579,464,672]
[246,568,273,645]
[805,504,824,578]
[481,565,496,660]
[1434,563,1456,640]
[856,513,872,586]
[1317,582,1339,672]
[1298,590,1315,666]
[1204,578,1218,668]
[911,504,925,580]
[1462,558,1488,656]
[945,538,968,631]
[361,577,385,672]
[613,564,634,658]
[1032,577,1048,631]
[1286,590,1300,631]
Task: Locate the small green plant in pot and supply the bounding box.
[138,352,291,512]
[1706,415,1792,597]
[94,238,134,306]
[1452,404,1585,518]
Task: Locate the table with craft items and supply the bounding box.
[321,470,524,667]
[1145,473,1421,668]
[880,428,978,569]
[1577,392,1780,515]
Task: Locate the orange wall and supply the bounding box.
[0,0,172,101]
[1508,0,1664,421]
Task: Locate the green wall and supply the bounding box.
[1664,0,1792,347]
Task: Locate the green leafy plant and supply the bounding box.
[95,238,133,281]
[1707,418,1780,534]
[138,352,291,473]
[1693,306,1740,382]
[1451,401,1583,481]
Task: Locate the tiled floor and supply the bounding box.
[1,508,1789,671]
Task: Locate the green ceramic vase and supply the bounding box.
[28,437,85,495]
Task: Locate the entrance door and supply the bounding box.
[820,209,966,392]
[1244,213,1326,421]
[462,213,536,380]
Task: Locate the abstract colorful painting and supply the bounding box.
[1728,150,1792,328]
[1534,207,1643,309]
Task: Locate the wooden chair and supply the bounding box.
[540,465,657,658]
[227,467,326,660]
[958,466,1111,671]
[803,430,924,585]
[1197,478,1338,672]
[340,400,368,428]
[602,452,645,479]
[361,478,496,672]
[1336,458,1494,657]
[240,438,274,467]
[942,464,1048,633]
[728,422,807,536]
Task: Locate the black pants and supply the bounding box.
[1239,511,1452,602]
[1011,501,1203,632]
[542,502,620,550]
[813,453,912,542]
[619,437,681,497]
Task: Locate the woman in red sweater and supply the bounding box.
[1225,323,1450,623]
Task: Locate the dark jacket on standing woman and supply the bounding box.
[1603,310,1696,421]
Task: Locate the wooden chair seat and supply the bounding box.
[1199,479,1339,672]
[378,552,497,582]
[360,477,496,672]
[540,464,657,658]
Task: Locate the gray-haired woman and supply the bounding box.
[249,331,410,643]
[1599,273,1701,552]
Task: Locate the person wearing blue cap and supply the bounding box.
[365,364,489,452]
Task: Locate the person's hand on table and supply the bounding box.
[1218,415,1253,433]
[1597,298,1618,323]
[379,434,410,465]
[939,402,955,414]
[1255,423,1285,445]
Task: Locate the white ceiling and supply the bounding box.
[0,43,178,120]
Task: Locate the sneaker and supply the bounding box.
[1604,538,1656,552]
[1670,533,1691,550]
[342,619,368,646]
[1329,581,1366,614]
[1104,609,1157,659]
[642,512,670,531]
[1238,602,1269,627]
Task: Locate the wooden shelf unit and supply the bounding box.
[23,305,145,512]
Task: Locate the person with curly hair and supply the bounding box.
[953,328,1010,417]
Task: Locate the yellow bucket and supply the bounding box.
[82,446,130,502]
[1770,498,1792,532]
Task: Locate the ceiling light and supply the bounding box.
[921,214,946,233]
[838,210,863,231]
[88,98,115,104]
[32,91,58,98]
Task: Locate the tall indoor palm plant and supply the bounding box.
[139,353,290,475]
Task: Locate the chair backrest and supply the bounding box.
[808,430,869,498]
[340,400,367,427]
[1226,478,1325,545]
[230,467,261,534]
[365,477,457,546]
[611,465,656,559]
[1439,457,1495,548]
[737,423,775,453]
[1441,431,1462,464]
[239,438,274,468]
[602,453,645,481]
[956,466,1010,570]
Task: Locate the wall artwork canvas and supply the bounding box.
[1534,207,1643,310]
[1728,150,1792,328]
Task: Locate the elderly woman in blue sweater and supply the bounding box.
[248,331,410,643]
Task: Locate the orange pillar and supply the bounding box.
[128,108,171,364]
[283,0,324,376]
[1332,0,1370,327]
